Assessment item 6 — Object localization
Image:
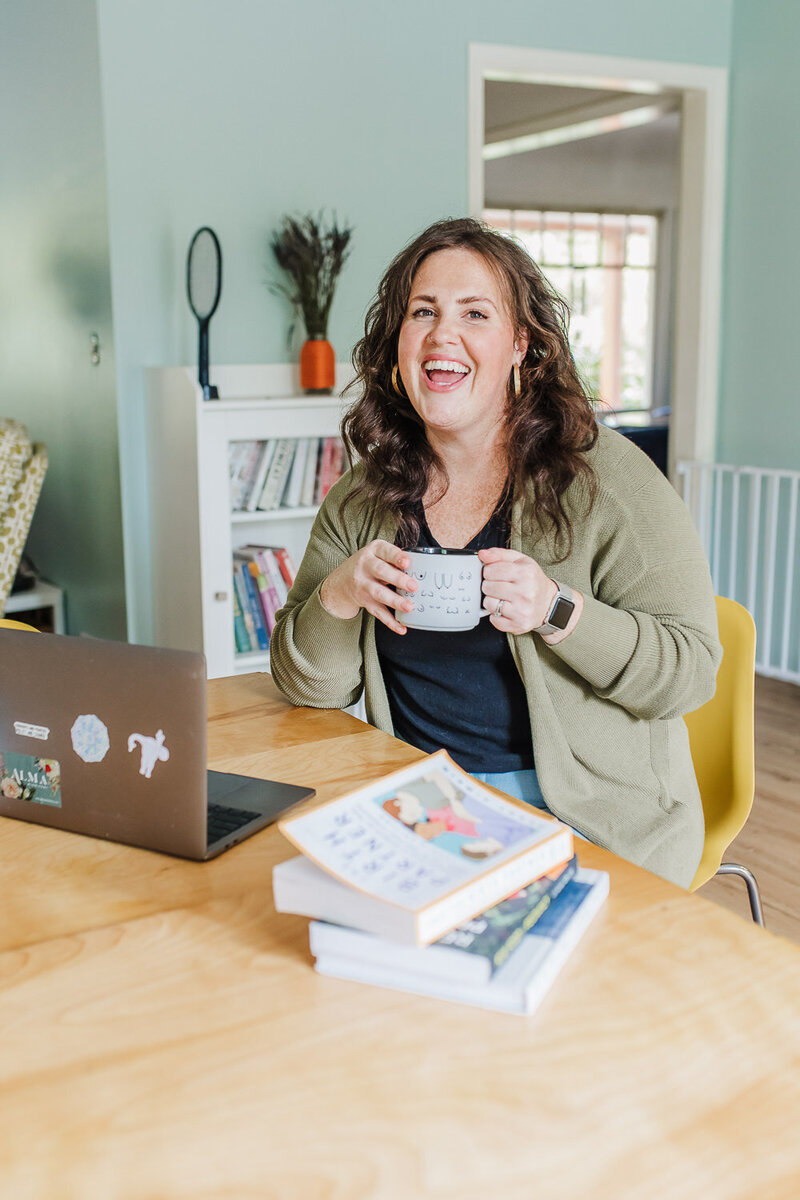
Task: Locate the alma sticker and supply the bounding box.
[71,714,110,763]
[0,751,62,808]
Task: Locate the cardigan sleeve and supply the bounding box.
[269,474,366,710]
[544,456,722,722]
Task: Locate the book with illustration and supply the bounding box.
[275,749,574,945]
[310,868,609,1015]
[306,853,579,984]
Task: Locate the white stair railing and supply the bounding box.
[677,461,800,684]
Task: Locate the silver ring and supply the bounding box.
[495,599,505,618]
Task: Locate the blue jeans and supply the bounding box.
[470,767,587,842]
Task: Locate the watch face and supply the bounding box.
[549,596,574,630]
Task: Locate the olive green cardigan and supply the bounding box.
[270,425,721,888]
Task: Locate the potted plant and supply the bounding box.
[270,211,353,393]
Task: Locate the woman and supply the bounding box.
[270,217,721,888]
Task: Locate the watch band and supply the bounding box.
[534,580,575,635]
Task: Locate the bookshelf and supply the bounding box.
[145,365,352,679]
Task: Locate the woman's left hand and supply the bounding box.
[477,547,582,642]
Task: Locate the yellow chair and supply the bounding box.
[0,618,39,631]
[685,596,764,925]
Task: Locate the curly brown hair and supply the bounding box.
[341,216,597,556]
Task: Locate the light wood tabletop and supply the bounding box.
[2,673,800,1200]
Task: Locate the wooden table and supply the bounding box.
[2,674,800,1199]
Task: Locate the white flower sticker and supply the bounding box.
[71,714,110,763]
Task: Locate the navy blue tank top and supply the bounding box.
[374,506,534,773]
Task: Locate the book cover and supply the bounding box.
[246,557,280,633]
[276,750,573,945]
[307,854,579,984]
[315,437,336,504]
[243,439,276,512]
[232,567,257,651]
[228,440,262,511]
[235,560,269,650]
[282,437,310,509]
[240,545,289,607]
[231,578,252,653]
[267,545,297,588]
[258,438,297,511]
[259,548,288,606]
[300,437,321,507]
[312,868,609,1015]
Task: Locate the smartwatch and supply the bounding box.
[534,580,575,636]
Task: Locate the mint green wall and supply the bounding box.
[0,0,126,638]
[96,0,734,641]
[717,0,800,470]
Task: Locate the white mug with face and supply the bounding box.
[396,547,490,632]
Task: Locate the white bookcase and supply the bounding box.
[145,364,353,679]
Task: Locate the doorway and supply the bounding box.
[468,45,728,479]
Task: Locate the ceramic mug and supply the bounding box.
[396,547,491,632]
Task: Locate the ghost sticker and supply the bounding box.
[127,729,170,779]
[71,714,110,763]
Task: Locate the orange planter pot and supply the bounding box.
[300,337,335,393]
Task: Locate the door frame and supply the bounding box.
[468,44,729,476]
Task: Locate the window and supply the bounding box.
[484,209,659,418]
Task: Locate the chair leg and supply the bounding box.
[716,862,765,927]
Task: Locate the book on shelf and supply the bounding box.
[231,578,252,653]
[301,852,578,985]
[267,544,297,588]
[301,438,321,507]
[234,550,280,634]
[240,544,289,606]
[274,749,574,946]
[244,439,276,512]
[257,438,296,511]
[234,560,269,650]
[282,437,311,509]
[232,565,257,651]
[315,437,343,504]
[311,867,609,1016]
[229,440,263,511]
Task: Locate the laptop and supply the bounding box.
[0,628,315,859]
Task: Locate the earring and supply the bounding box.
[511,363,521,398]
[391,364,406,397]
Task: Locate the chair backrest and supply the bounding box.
[685,596,756,890]
[0,420,48,612]
[0,618,39,632]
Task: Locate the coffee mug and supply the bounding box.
[396,547,490,632]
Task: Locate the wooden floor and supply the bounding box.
[697,674,800,943]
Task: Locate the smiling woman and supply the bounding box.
[269,217,722,889]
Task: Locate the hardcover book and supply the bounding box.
[275,750,574,945]
[312,868,609,1015]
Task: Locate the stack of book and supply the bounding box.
[229,437,346,513]
[232,543,297,654]
[273,750,609,1015]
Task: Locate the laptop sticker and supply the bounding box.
[13,721,50,741]
[0,751,62,807]
[71,714,110,763]
[127,729,170,779]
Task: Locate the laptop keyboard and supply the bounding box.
[207,802,261,846]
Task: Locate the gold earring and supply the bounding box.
[512,363,521,398]
[392,364,406,397]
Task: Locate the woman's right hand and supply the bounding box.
[319,540,417,634]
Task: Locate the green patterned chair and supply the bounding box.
[0,420,48,615]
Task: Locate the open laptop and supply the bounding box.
[0,628,314,859]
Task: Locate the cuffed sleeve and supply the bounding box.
[537,440,722,721]
[269,472,369,710]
